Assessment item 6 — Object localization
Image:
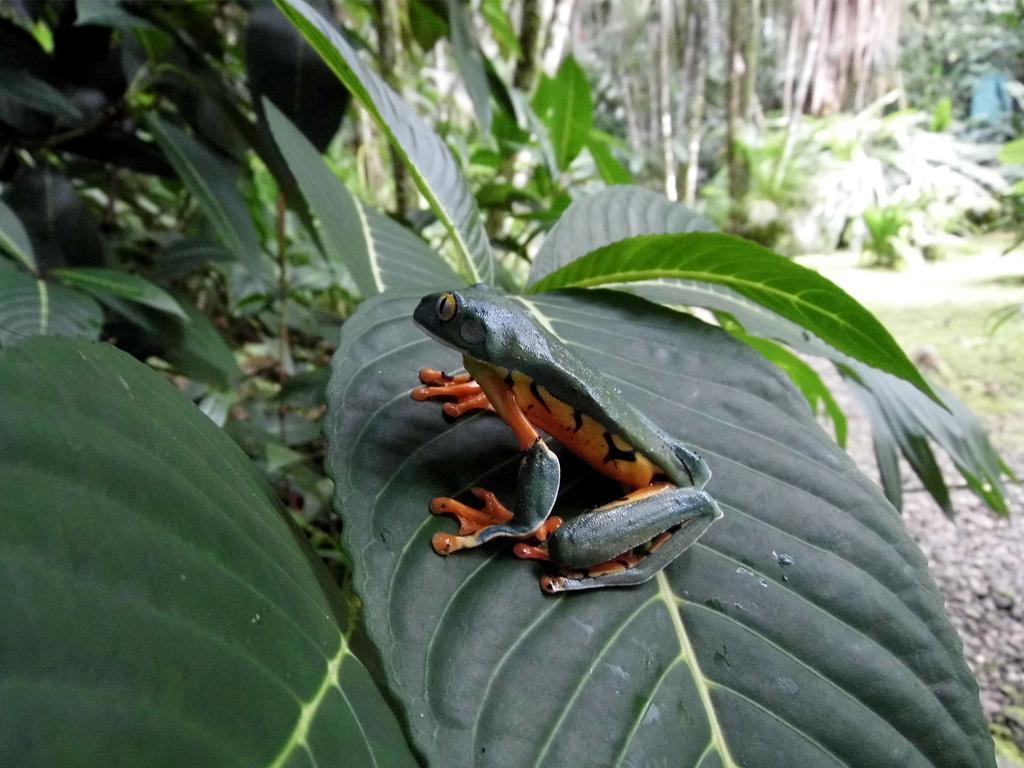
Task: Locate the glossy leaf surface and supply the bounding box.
[0,338,417,768]
[0,268,102,346]
[530,231,940,404]
[265,99,460,296]
[0,199,36,273]
[275,0,494,284]
[533,55,593,171]
[527,186,713,286]
[325,290,993,768]
[148,117,266,276]
[53,267,187,320]
[627,278,1014,515]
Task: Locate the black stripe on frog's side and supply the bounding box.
[602,431,637,463]
[504,372,515,387]
[529,381,551,412]
[572,411,584,433]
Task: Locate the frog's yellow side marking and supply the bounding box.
[505,371,661,489]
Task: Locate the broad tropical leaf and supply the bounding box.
[529,231,941,404]
[0,338,417,768]
[325,290,993,768]
[246,1,348,152]
[148,117,267,276]
[0,268,102,346]
[265,99,461,296]
[527,186,713,286]
[625,278,1014,515]
[0,65,82,123]
[842,362,1011,516]
[53,267,187,320]
[0,199,36,273]
[533,55,593,171]
[2,168,105,270]
[727,327,847,448]
[275,0,494,284]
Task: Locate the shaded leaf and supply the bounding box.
[147,116,267,277]
[842,362,1009,517]
[0,337,418,767]
[2,168,105,270]
[448,0,491,132]
[158,299,241,390]
[265,98,460,296]
[0,198,36,273]
[530,231,941,405]
[75,0,154,29]
[0,64,82,123]
[527,186,713,286]
[626,279,1015,515]
[481,0,520,58]
[53,267,187,320]
[586,139,633,186]
[729,327,847,448]
[325,289,994,768]
[0,268,103,346]
[275,0,494,284]
[246,1,348,152]
[533,55,593,171]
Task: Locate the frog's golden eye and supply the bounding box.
[436,292,458,322]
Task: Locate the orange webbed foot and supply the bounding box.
[430,487,514,536]
[411,368,494,417]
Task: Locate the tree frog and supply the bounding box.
[411,285,723,593]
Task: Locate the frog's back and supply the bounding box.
[484,321,706,489]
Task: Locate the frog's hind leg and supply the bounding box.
[540,485,722,594]
[432,439,561,555]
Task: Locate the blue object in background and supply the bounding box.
[970,71,1012,122]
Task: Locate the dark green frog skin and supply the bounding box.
[411,284,723,593]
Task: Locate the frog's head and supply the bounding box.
[414,284,544,365]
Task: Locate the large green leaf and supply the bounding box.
[526,187,714,286]
[842,362,1011,516]
[274,0,494,284]
[53,267,188,320]
[625,279,1015,515]
[2,168,105,270]
[148,117,267,277]
[532,56,593,171]
[0,338,417,767]
[0,268,103,346]
[0,199,36,273]
[246,1,348,153]
[529,232,941,405]
[264,99,461,297]
[325,290,993,768]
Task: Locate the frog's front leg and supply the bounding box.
[522,483,722,594]
[411,368,494,417]
[432,438,561,554]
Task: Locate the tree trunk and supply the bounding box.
[658,0,678,200]
[542,0,577,75]
[373,0,414,216]
[743,0,760,119]
[773,0,827,189]
[781,10,801,118]
[513,0,543,92]
[683,8,707,206]
[726,0,744,202]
